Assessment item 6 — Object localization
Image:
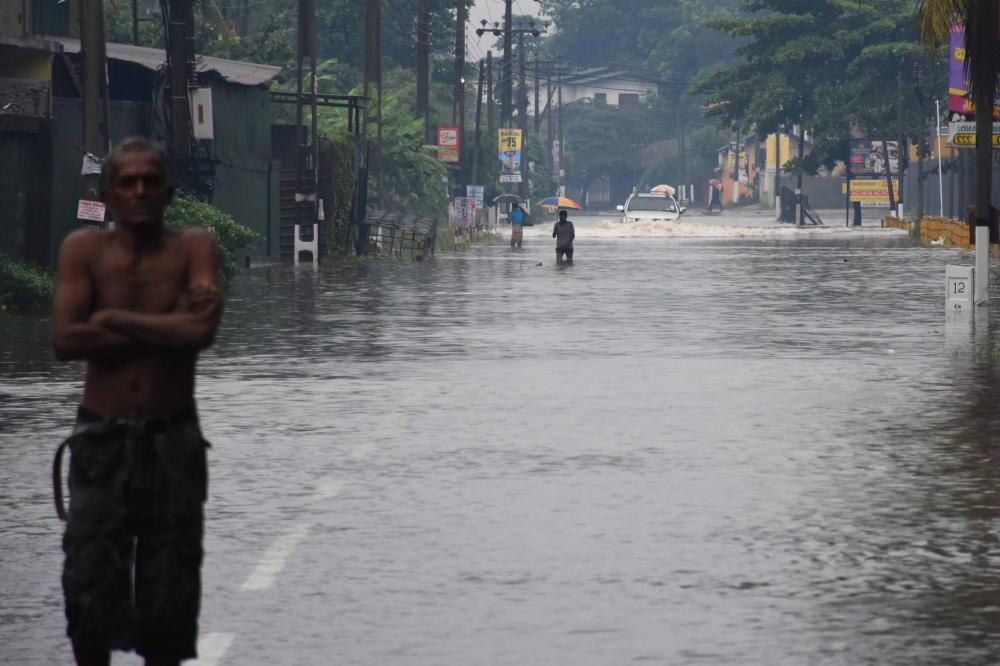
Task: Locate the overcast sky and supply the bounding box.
[470,0,543,26]
[467,0,546,61]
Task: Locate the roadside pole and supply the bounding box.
[454,0,466,186]
[774,128,782,218]
[935,99,944,218]
[80,0,109,225]
[473,59,484,186]
[733,125,740,204]
[417,0,429,143]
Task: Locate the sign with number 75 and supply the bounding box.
[499,129,522,152]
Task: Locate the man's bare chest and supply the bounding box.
[92,246,189,312]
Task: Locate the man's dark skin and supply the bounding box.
[51,145,222,666]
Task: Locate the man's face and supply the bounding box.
[104,151,173,230]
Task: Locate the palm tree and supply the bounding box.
[919,0,999,234]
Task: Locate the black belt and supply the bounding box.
[53,404,198,521]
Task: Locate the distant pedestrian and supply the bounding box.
[51,137,222,666]
[509,202,525,248]
[552,209,575,262]
[708,181,724,213]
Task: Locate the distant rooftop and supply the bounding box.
[561,68,661,86]
[50,37,282,87]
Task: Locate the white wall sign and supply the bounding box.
[948,121,1000,147]
[76,200,106,223]
[190,88,215,141]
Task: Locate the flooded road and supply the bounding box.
[4,210,1000,664]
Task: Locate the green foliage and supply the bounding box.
[320,133,359,256]
[696,0,945,174]
[0,255,54,312]
[539,0,742,83]
[560,98,671,194]
[344,69,449,218]
[640,125,721,190]
[165,194,261,282]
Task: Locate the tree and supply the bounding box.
[559,97,670,199]
[919,0,999,235]
[698,0,944,217]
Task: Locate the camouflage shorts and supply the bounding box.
[55,405,209,660]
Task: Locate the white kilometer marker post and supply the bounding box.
[975,227,990,304]
[946,265,974,313]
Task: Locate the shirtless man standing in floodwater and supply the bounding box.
[51,137,223,666]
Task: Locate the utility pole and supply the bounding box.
[166,0,194,186]
[501,0,513,127]
[416,0,429,143]
[131,0,139,45]
[774,127,782,216]
[486,51,495,139]
[80,0,109,217]
[676,98,685,193]
[517,32,528,199]
[896,71,905,219]
[364,0,382,208]
[473,59,484,185]
[534,57,541,134]
[293,0,319,260]
[546,72,554,191]
[454,0,466,184]
[557,72,564,194]
[733,124,740,204]
[478,1,543,128]
[796,128,805,226]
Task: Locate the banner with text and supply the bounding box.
[436,125,461,163]
[849,139,899,178]
[948,121,1000,147]
[453,197,476,227]
[850,178,900,208]
[949,25,1000,119]
[499,129,523,183]
[466,185,485,209]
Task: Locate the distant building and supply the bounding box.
[0,1,283,267]
[557,68,659,107]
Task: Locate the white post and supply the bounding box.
[935,99,944,218]
[294,224,319,265]
[794,187,802,227]
[947,264,974,313]
[976,226,990,305]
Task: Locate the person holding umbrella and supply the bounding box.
[552,209,575,263]
[509,202,526,248]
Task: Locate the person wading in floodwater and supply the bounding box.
[509,201,526,248]
[552,209,575,263]
[51,137,223,666]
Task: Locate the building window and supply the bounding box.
[594,92,607,106]
[618,93,639,106]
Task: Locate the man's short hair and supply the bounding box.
[559,210,568,217]
[99,137,170,197]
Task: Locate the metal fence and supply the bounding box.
[360,210,438,259]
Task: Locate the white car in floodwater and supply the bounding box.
[617,192,686,223]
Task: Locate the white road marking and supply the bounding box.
[348,442,375,459]
[313,474,344,501]
[191,632,235,666]
[240,522,312,592]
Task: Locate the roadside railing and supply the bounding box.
[360,210,438,259]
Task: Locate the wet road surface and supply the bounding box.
[4,210,1000,664]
